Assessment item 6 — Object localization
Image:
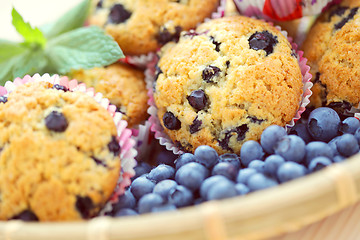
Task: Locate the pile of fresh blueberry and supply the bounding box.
[108,107,360,217]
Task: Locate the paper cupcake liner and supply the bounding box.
[233,0,341,21]
[123,0,226,69]
[0,74,138,212]
[145,21,313,155]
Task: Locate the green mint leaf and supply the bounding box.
[0,40,27,63]
[41,0,91,39]
[11,8,46,47]
[46,26,124,74]
[12,50,48,79]
[0,50,30,85]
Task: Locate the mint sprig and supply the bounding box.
[0,0,124,85]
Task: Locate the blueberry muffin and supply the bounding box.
[71,63,148,128]
[89,0,220,55]
[302,0,360,115]
[154,16,303,154]
[0,81,121,221]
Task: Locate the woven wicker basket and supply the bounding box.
[0,153,359,240]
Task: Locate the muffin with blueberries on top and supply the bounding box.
[89,0,220,55]
[302,0,360,116]
[0,81,122,221]
[154,16,303,154]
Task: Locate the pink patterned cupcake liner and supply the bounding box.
[0,74,137,210]
[145,22,313,155]
[233,0,341,21]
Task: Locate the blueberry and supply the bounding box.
[10,210,38,221]
[114,208,138,217]
[109,4,132,24]
[305,141,333,166]
[0,96,7,103]
[307,107,340,142]
[218,153,241,170]
[131,161,152,181]
[263,155,285,178]
[75,196,94,219]
[194,145,219,169]
[200,175,231,199]
[207,180,237,200]
[52,84,69,92]
[248,31,278,56]
[219,125,249,151]
[334,7,358,30]
[333,155,345,163]
[96,0,103,8]
[248,160,265,174]
[138,193,164,214]
[235,183,250,196]
[328,136,341,156]
[175,153,196,170]
[211,162,238,181]
[327,101,352,119]
[277,162,307,183]
[175,162,209,191]
[289,122,312,143]
[189,117,202,134]
[107,136,121,156]
[194,198,204,205]
[339,117,360,134]
[168,185,194,207]
[247,173,278,191]
[151,204,177,213]
[336,133,359,157]
[155,150,177,167]
[45,111,68,132]
[113,190,136,211]
[236,168,257,184]
[274,135,305,163]
[187,90,207,111]
[308,157,332,172]
[91,156,107,167]
[240,140,265,167]
[153,179,178,200]
[202,66,221,83]
[260,125,287,154]
[156,26,182,45]
[163,111,181,130]
[355,127,360,145]
[248,116,265,124]
[329,6,348,20]
[130,175,156,200]
[147,164,175,183]
[210,36,221,52]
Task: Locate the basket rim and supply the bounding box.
[1,153,359,240]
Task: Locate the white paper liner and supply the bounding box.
[232,0,341,21]
[0,74,138,215]
[145,20,313,155]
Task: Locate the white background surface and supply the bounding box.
[0,0,83,41]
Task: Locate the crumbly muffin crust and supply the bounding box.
[71,63,149,128]
[89,0,220,55]
[302,0,360,113]
[154,16,303,154]
[0,82,121,221]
